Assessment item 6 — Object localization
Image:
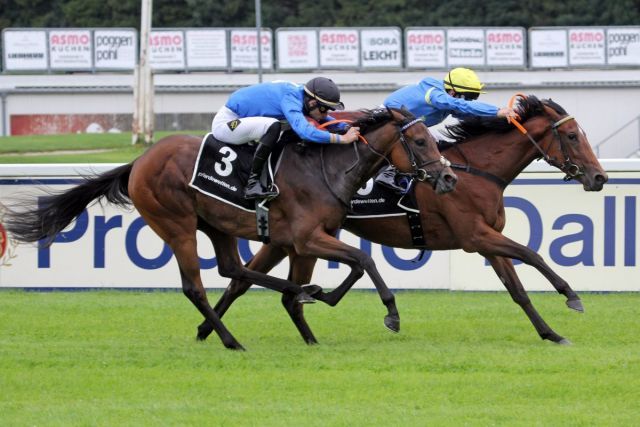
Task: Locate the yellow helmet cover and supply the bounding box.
[443,68,486,93]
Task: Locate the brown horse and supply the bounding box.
[5,107,457,350]
[208,95,608,345]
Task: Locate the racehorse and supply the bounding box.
[207,95,608,345]
[5,107,457,350]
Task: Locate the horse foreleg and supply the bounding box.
[485,255,570,344]
[284,254,319,345]
[296,231,400,333]
[471,229,583,311]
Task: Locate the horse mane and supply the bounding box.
[351,107,415,134]
[442,95,565,143]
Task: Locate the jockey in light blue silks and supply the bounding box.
[212,77,360,199]
[377,67,518,192]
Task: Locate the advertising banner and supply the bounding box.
[48,29,92,70]
[319,28,359,68]
[405,28,446,68]
[185,29,228,69]
[276,29,318,69]
[607,27,640,66]
[149,30,185,70]
[451,169,640,291]
[447,28,485,66]
[568,28,606,66]
[360,28,402,68]
[94,29,137,70]
[0,168,449,290]
[1,162,638,292]
[486,28,525,67]
[2,30,48,71]
[530,28,568,68]
[230,29,273,70]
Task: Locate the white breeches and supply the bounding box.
[211,106,279,145]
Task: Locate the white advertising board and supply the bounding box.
[319,28,359,68]
[149,30,185,70]
[568,28,606,66]
[48,29,92,70]
[230,29,273,70]
[1,162,639,292]
[405,28,446,68]
[446,28,485,66]
[530,28,568,68]
[276,29,318,69]
[485,28,525,67]
[2,30,48,71]
[185,29,228,69]
[607,27,640,66]
[94,29,137,70]
[360,28,402,68]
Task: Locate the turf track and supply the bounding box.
[0,290,638,426]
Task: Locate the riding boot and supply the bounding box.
[244,122,281,200]
[374,165,409,194]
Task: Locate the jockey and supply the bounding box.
[377,67,518,192]
[211,77,361,199]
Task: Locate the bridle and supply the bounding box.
[398,116,450,182]
[319,112,449,183]
[508,94,584,181]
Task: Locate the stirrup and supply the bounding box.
[244,182,278,200]
[375,172,407,194]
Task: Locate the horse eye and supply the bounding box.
[567,132,577,141]
[414,138,425,147]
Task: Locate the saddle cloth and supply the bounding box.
[347,172,418,218]
[188,133,280,212]
[189,135,419,217]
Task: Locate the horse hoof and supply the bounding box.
[384,315,400,333]
[196,323,213,340]
[556,338,572,346]
[301,284,323,296]
[566,298,584,313]
[296,292,316,304]
[226,342,246,351]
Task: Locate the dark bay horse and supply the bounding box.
[5,108,457,350]
[209,95,608,345]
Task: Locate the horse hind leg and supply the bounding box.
[487,255,570,345]
[174,238,246,350]
[136,206,245,350]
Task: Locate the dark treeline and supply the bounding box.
[1,0,640,32]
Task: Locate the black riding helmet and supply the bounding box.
[303,77,345,111]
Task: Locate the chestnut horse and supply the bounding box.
[5,108,457,350]
[208,95,608,345]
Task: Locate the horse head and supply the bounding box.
[531,97,608,191]
[347,108,457,194]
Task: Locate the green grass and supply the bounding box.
[0,290,638,426]
[0,131,206,163]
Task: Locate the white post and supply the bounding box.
[132,0,154,145]
[255,0,263,83]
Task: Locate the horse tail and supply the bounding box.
[5,163,133,245]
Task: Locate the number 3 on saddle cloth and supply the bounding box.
[189,133,282,212]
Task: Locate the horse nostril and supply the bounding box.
[595,173,608,184]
